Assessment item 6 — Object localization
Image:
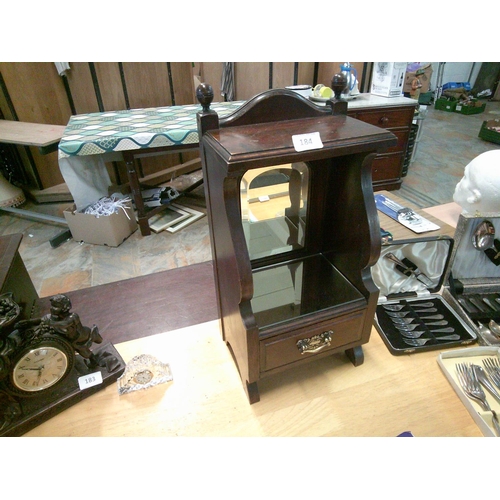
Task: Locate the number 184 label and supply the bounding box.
[292,132,323,152]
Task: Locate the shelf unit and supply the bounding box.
[196,86,396,403]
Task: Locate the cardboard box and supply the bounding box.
[371,62,407,97]
[64,203,137,246]
[403,63,433,94]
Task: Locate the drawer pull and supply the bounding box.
[297,331,332,354]
[379,116,389,125]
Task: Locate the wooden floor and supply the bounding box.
[37,261,218,345]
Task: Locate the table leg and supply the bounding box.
[123,151,150,236]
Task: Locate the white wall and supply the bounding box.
[415,62,482,90]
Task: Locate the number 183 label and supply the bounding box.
[292,132,323,152]
[78,371,103,390]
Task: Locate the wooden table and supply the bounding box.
[23,196,484,437]
[57,102,243,235]
[23,317,482,437]
[0,120,65,155]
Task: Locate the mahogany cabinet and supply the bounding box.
[348,104,416,191]
[196,86,396,403]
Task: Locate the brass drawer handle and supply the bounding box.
[379,116,389,125]
[297,331,332,354]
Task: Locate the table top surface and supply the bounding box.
[23,317,483,437]
[0,120,66,147]
[58,101,244,158]
[58,94,417,159]
[22,198,483,438]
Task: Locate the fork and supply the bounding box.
[391,314,444,324]
[382,302,434,311]
[483,358,500,390]
[455,362,500,436]
[386,308,438,317]
[403,334,460,346]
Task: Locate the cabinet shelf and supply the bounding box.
[252,253,366,331]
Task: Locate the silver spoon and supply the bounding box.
[488,319,500,337]
[476,322,500,344]
[472,220,495,251]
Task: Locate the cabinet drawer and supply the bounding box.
[260,311,364,372]
[371,153,403,182]
[386,129,410,153]
[350,107,414,129]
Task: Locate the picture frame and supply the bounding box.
[148,205,190,233]
[166,203,205,233]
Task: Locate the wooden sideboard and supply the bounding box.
[346,94,417,191]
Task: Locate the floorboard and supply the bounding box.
[36,261,218,345]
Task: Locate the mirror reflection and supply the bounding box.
[241,163,309,260]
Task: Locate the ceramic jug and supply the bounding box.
[340,63,358,97]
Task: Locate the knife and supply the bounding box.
[384,253,434,287]
[483,297,500,312]
[458,297,478,314]
[469,296,489,313]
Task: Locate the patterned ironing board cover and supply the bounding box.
[58,101,244,159]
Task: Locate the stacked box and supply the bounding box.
[442,82,472,92]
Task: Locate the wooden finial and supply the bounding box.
[196,83,214,111]
[331,73,348,100]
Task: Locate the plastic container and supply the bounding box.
[478,119,500,144]
[442,82,471,91]
[435,98,457,112]
[456,100,486,115]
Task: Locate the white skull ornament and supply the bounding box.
[453,150,500,214]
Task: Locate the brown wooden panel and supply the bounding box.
[65,62,100,115]
[235,62,269,100]
[298,62,315,86]
[0,62,72,187]
[94,62,127,111]
[0,63,70,124]
[271,62,295,89]
[170,62,196,105]
[122,62,172,109]
[198,62,224,101]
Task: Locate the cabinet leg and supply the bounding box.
[246,381,260,405]
[345,345,364,367]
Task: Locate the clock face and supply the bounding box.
[10,340,74,394]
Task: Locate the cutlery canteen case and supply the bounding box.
[372,233,477,355]
[442,213,500,346]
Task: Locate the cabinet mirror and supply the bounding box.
[241,162,309,261]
